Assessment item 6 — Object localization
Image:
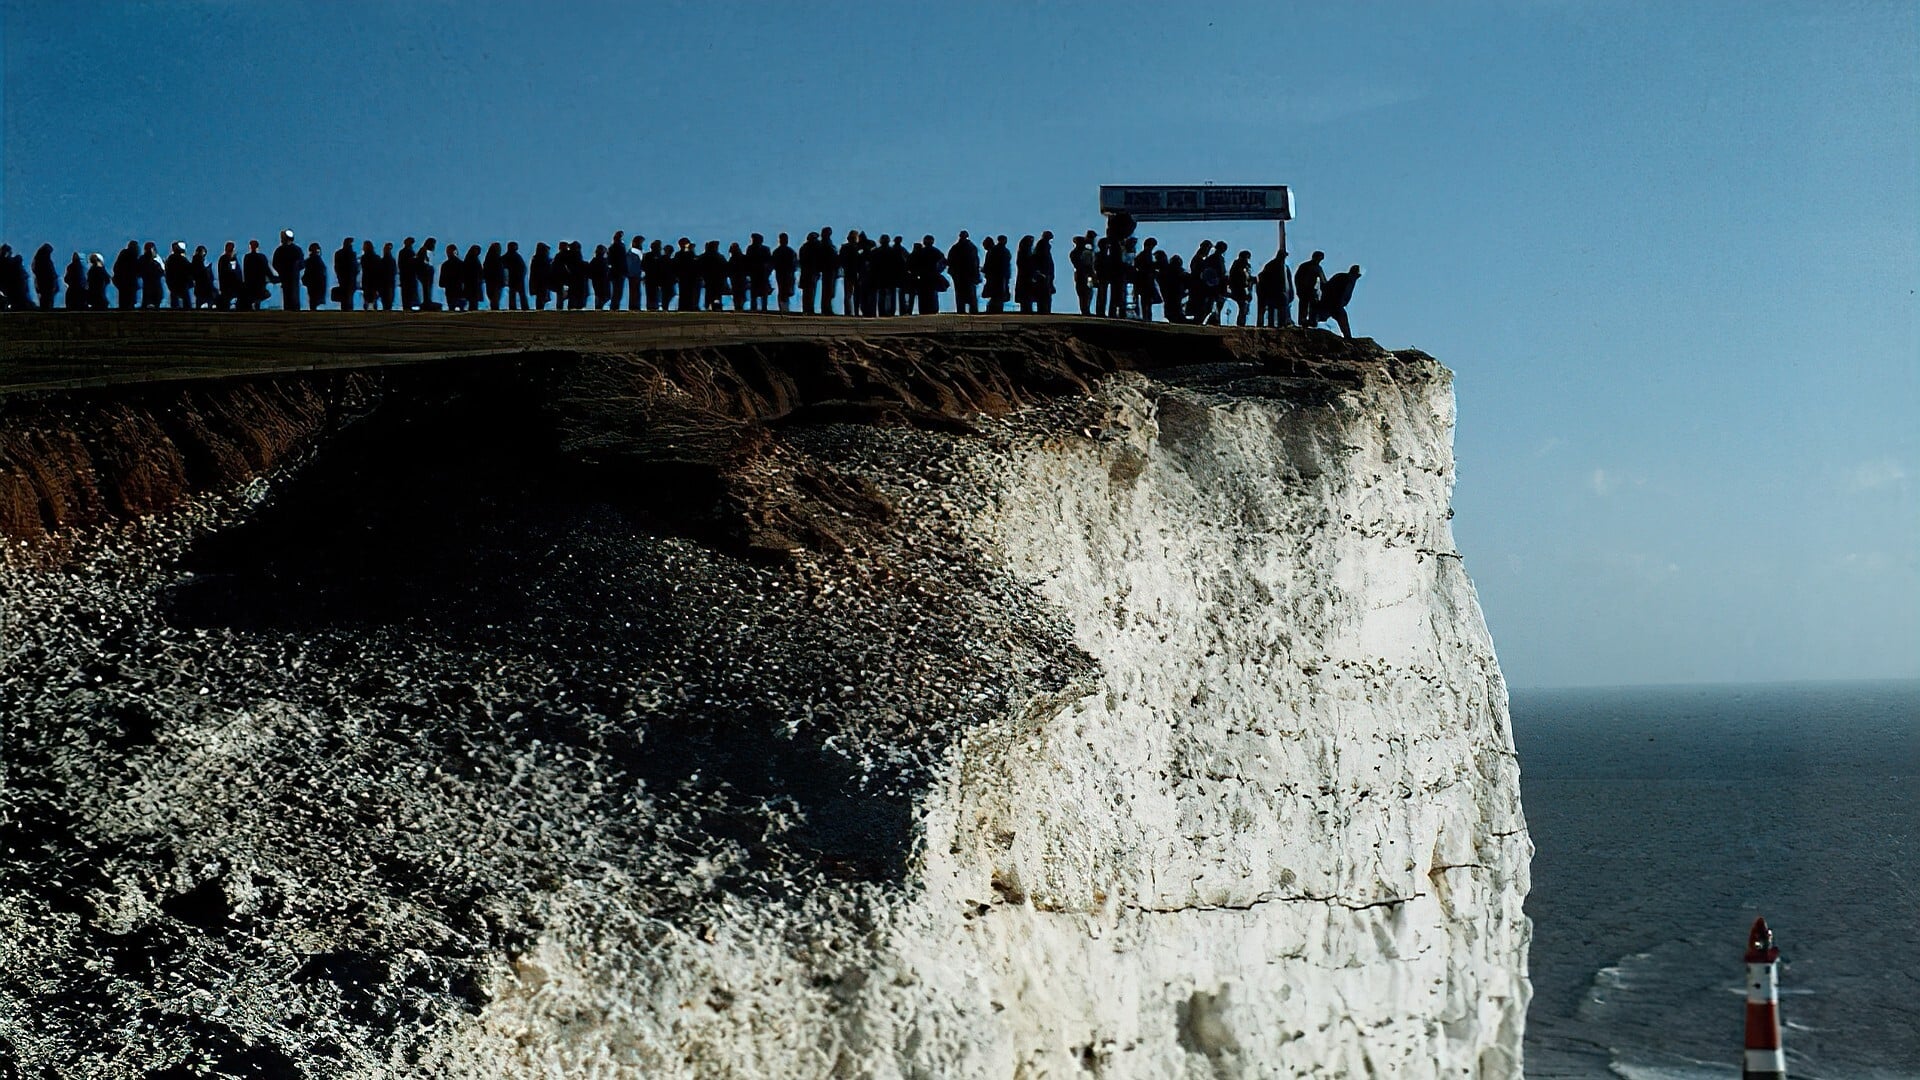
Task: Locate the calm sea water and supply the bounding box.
[1514,680,1920,1078]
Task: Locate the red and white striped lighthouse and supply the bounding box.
[1743,916,1786,1079]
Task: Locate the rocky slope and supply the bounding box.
[0,323,1529,1077]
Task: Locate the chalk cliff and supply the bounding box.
[0,322,1529,1077]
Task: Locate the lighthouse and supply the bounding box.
[1743,916,1785,1079]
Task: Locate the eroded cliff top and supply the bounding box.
[0,316,1437,550]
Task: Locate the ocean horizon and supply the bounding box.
[1513,677,1919,1078]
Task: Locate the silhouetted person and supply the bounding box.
[1013,236,1035,313]
[814,226,838,315]
[399,237,419,309]
[111,242,140,309]
[334,238,358,310]
[481,243,504,310]
[1317,264,1362,339]
[378,243,398,310]
[588,244,610,309]
[746,233,774,312]
[86,253,111,308]
[625,238,645,311]
[797,231,821,313]
[565,241,586,309]
[840,230,866,316]
[164,242,193,309]
[1133,242,1161,321]
[0,245,19,310]
[1161,254,1188,323]
[530,242,552,309]
[1227,250,1253,326]
[440,242,466,311]
[767,233,794,312]
[191,246,215,309]
[359,241,381,310]
[673,239,699,311]
[34,244,59,310]
[1188,241,1216,324]
[911,234,946,314]
[416,238,438,309]
[217,242,242,309]
[948,231,980,315]
[607,231,626,309]
[1256,250,1291,328]
[64,254,87,309]
[1092,237,1116,317]
[982,236,1010,314]
[503,241,527,310]
[1294,250,1325,329]
[1070,233,1095,316]
[464,244,484,310]
[139,243,164,309]
[243,240,274,310]
[641,241,666,310]
[267,231,301,310]
[868,236,896,316]
[299,242,325,308]
[1111,237,1137,317]
[718,242,740,311]
[700,241,728,311]
[1033,231,1056,314]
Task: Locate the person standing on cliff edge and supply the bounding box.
[271,230,305,310]
[334,238,358,310]
[1294,250,1325,329]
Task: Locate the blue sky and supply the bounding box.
[2,1,1914,688]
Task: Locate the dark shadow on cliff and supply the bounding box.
[160,364,914,891]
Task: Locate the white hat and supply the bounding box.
[281,229,294,241]
[172,241,186,253]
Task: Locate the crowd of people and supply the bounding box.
[0,224,1363,337]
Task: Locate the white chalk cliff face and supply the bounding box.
[445,362,1531,1077]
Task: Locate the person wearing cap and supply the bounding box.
[1317,264,1363,340]
[271,230,304,310]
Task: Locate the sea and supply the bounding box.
[1515,679,1920,1078]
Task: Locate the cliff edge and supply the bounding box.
[0,321,1529,1077]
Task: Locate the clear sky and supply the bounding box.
[2,1,1914,689]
